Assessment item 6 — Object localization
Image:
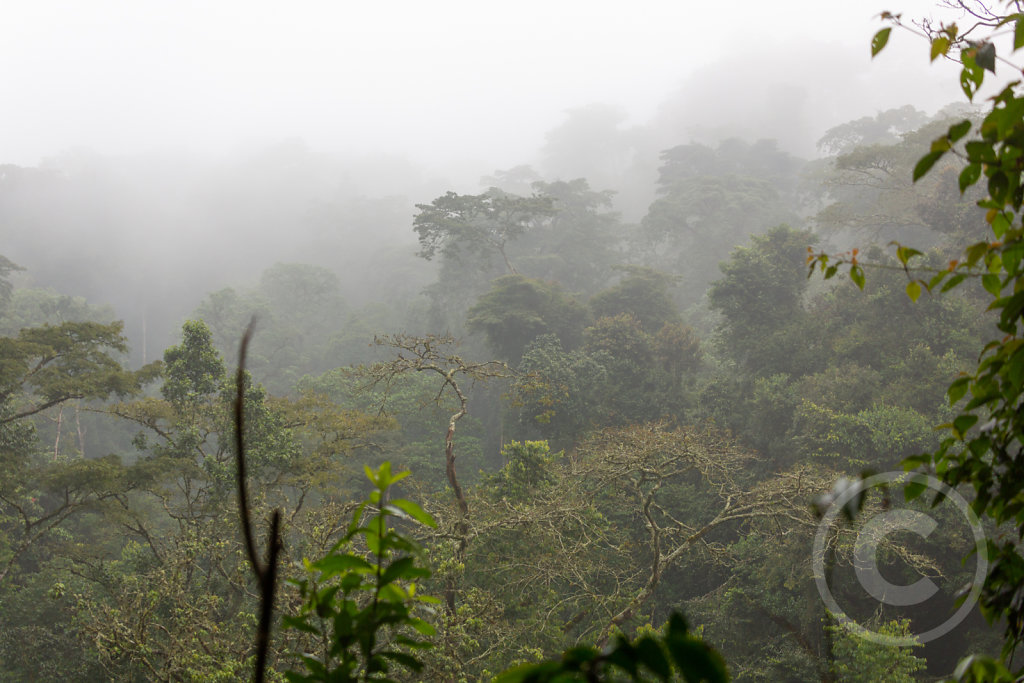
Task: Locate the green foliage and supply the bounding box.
[589,267,681,334]
[519,179,622,294]
[582,314,665,423]
[414,188,556,274]
[815,111,985,247]
[0,255,22,312]
[0,286,118,337]
[513,334,608,447]
[817,105,929,155]
[488,441,560,501]
[708,225,818,376]
[494,612,728,683]
[192,263,350,392]
[283,462,439,682]
[641,140,803,301]
[161,319,226,408]
[467,275,589,362]
[0,321,155,424]
[827,618,925,682]
[861,10,1024,662]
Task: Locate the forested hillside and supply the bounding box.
[14,0,1024,678]
[0,95,1003,681]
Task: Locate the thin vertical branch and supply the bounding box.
[234,318,282,683]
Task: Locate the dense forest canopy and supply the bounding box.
[7,1,1024,680]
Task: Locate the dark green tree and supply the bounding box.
[589,266,681,334]
[708,225,818,376]
[414,188,556,275]
[466,275,589,363]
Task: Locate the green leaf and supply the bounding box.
[992,212,1011,238]
[913,150,945,181]
[849,265,866,290]
[493,662,560,683]
[960,54,984,100]
[377,460,394,487]
[379,582,406,602]
[953,414,979,439]
[960,163,982,193]
[635,636,672,680]
[408,617,437,636]
[605,638,640,676]
[365,527,381,555]
[667,637,729,683]
[948,376,971,405]
[949,119,972,142]
[905,479,928,502]
[1016,15,1024,50]
[966,241,990,266]
[941,273,967,292]
[983,273,1003,296]
[381,556,431,586]
[931,36,951,61]
[902,453,930,470]
[989,171,1010,204]
[928,270,949,290]
[871,27,892,57]
[379,651,425,672]
[906,280,922,302]
[310,553,373,579]
[281,615,320,635]
[895,244,923,265]
[966,140,998,164]
[561,646,600,665]
[666,611,691,637]
[386,498,437,528]
[364,463,380,487]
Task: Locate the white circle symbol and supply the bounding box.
[812,472,987,646]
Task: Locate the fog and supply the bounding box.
[0,0,972,358]
[2,4,1013,676]
[4,0,956,166]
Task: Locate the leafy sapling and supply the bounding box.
[283,462,440,683]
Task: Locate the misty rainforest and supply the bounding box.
[6,1,1024,681]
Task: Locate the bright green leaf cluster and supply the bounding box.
[283,462,439,683]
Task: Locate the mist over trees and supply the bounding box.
[2,2,1017,679]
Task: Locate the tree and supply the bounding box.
[640,139,804,300]
[354,334,510,612]
[0,320,157,586]
[588,266,681,335]
[413,189,556,275]
[815,109,987,247]
[466,275,589,363]
[65,319,392,680]
[512,334,608,450]
[192,263,349,392]
[708,225,818,377]
[0,321,154,427]
[817,105,930,155]
[0,255,23,314]
[514,179,622,295]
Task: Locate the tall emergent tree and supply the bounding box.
[413,188,556,275]
[355,334,509,612]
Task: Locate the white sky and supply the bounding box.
[0,0,971,167]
